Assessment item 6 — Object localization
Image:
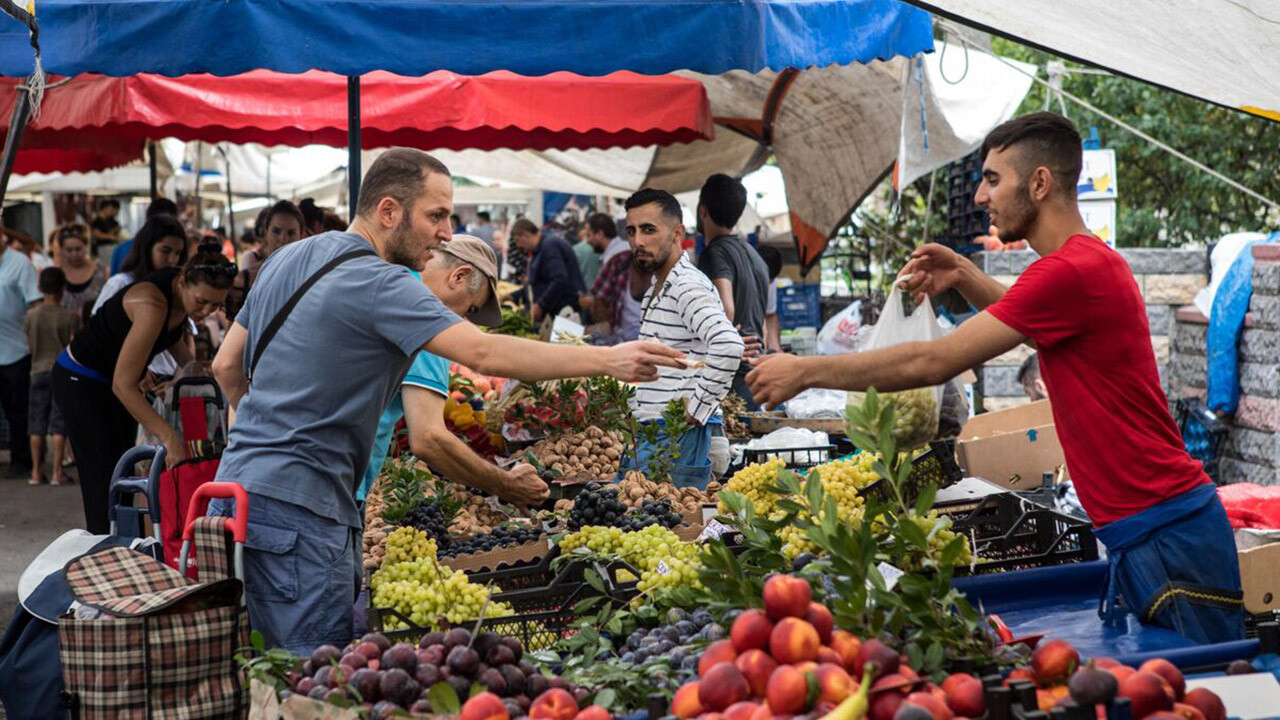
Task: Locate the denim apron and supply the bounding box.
[1095,483,1245,644]
[618,416,719,490]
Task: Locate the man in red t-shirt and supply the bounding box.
[748,112,1242,643]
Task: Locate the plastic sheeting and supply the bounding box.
[900,0,1280,123]
[0,0,933,78]
[1207,233,1279,413]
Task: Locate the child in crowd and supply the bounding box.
[24,267,82,485]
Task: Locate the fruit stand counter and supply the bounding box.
[953,561,1265,669]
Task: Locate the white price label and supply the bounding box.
[876,562,905,591]
[655,560,672,576]
[698,518,734,541]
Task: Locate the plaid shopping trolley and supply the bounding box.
[59,483,249,720]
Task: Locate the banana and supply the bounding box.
[819,666,877,720]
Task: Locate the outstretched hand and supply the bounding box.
[897,243,965,304]
[606,341,686,382]
[746,353,806,410]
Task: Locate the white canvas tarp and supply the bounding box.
[905,0,1280,122]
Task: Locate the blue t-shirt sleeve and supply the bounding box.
[402,351,450,397]
[18,258,40,304]
[374,269,463,356]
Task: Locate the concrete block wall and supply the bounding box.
[972,248,1207,413]
[1167,245,1280,485]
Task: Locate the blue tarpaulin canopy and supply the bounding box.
[0,0,933,78]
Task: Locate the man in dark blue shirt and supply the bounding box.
[508,218,585,322]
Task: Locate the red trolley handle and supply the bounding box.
[181,482,249,544]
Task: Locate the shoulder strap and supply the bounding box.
[247,248,376,381]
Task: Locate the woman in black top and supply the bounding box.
[52,251,235,534]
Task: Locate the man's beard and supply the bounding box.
[385,213,425,270]
[995,182,1038,244]
[633,248,669,274]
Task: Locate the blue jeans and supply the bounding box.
[619,419,715,490]
[209,492,361,655]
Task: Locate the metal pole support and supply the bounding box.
[347,76,361,217]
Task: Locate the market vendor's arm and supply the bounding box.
[112,290,185,466]
[424,321,685,383]
[212,322,249,411]
[747,311,1024,409]
[898,243,1010,310]
[401,386,548,506]
[711,278,736,322]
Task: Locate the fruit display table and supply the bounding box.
[953,561,1264,669]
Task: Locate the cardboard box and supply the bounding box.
[955,400,1065,490]
[1236,531,1280,613]
[441,538,552,573]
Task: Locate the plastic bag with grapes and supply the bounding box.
[846,287,944,451]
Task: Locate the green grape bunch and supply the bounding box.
[847,388,938,450]
[718,458,786,515]
[371,527,513,629]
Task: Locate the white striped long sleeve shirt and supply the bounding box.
[630,254,744,423]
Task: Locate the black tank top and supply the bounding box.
[69,268,187,378]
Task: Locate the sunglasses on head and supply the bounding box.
[59,227,86,240]
[188,262,238,278]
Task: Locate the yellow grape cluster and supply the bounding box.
[719,458,787,515]
[759,455,879,559]
[371,527,513,629]
[559,525,703,594]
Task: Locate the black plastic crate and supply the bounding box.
[853,441,964,504]
[740,445,834,471]
[369,558,639,648]
[1176,397,1229,484]
[938,491,1098,576]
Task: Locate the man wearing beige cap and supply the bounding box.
[355,234,543,504]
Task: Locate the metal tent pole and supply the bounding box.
[148,141,157,201]
[347,76,361,216]
[0,82,33,208]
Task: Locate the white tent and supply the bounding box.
[424,41,1035,267]
[904,0,1280,123]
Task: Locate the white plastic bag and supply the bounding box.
[846,287,943,450]
[816,299,862,355]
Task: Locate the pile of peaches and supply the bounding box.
[1008,638,1226,720]
[662,574,1230,720]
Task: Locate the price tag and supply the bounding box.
[655,560,672,576]
[698,518,734,541]
[876,562,905,591]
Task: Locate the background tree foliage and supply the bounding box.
[828,35,1280,295]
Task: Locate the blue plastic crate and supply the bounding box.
[777,284,821,329]
[1175,397,1229,483]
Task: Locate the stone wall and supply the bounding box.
[1166,244,1280,485]
[970,248,1207,412]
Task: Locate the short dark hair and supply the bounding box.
[298,198,325,229]
[510,218,540,237]
[146,197,178,219]
[322,211,348,232]
[698,173,748,229]
[981,112,1083,198]
[38,266,67,296]
[477,211,491,223]
[182,250,236,290]
[624,188,682,225]
[123,214,188,278]
[266,200,305,231]
[756,245,783,280]
[98,198,121,211]
[586,213,617,240]
[1017,353,1041,385]
[355,148,451,219]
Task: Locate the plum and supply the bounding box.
[350,668,382,703]
[444,628,472,650]
[480,667,508,695]
[488,644,517,667]
[419,631,446,648]
[415,663,442,689]
[448,646,481,677]
[501,664,527,696]
[361,633,392,653]
[382,643,419,673]
[502,637,525,663]
[379,668,421,708]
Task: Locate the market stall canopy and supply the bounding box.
[0,70,716,175]
[901,0,1280,123]
[417,42,1034,267]
[0,0,933,77]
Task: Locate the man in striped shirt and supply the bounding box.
[623,189,744,489]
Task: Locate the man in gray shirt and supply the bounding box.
[211,149,682,654]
